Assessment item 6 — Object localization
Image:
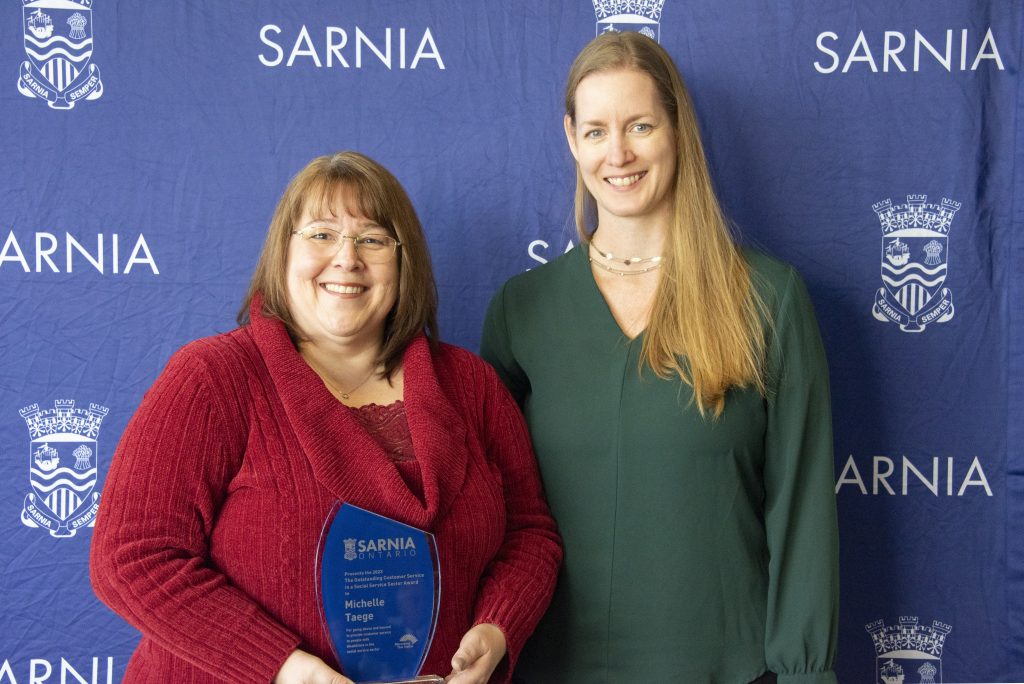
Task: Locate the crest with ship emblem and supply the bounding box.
[592,0,666,42]
[866,617,951,683]
[872,195,959,332]
[20,400,108,538]
[18,0,103,109]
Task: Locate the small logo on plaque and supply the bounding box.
[396,633,418,649]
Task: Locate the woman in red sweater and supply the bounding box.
[90,152,561,684]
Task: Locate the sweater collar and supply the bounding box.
[247,295,466,530]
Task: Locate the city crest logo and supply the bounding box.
[18,0,103,109]
[872,195,959,333]
[591,0,665,42]
[20,400,108,537]
[866,617,952,683]
[343,538,358,561]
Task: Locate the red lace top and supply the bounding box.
[350,400,423,501]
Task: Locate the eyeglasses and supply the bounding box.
[292,225,401,263]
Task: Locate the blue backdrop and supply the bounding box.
[1,1,1021,682]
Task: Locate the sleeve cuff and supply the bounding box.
[197,614,301,682]
[473,597,535,684]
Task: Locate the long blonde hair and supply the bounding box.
[565,33,767,416]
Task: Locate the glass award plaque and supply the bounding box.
[318,503,442,684]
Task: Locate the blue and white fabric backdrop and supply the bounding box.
[1,1,1021,682]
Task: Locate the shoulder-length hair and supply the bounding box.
[565,32,768,416]
[238,151,438,379]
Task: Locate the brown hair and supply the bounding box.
[565,32,768,416]
[238,151,438,378]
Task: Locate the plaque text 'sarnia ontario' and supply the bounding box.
[352,536,415,552]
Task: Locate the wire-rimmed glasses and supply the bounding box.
[292,224,401,263]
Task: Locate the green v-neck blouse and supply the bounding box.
[481,246,839,684]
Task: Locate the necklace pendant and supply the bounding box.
[590,241,662,267]
[589,255,663,277]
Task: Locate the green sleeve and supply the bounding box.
[480,282,531,405]
[763,268,840,684]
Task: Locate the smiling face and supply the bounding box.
[286,187,399,351]
[565,68,677,228]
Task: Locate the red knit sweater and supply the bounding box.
[89,306,562,683]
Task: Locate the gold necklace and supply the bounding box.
[306,357,379,400]
[589,241,663,266]
[589,256,663,276]
[321,370,377,400]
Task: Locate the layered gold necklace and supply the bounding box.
[588,242,663,276]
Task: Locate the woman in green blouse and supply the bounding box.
[481,32,839,683]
